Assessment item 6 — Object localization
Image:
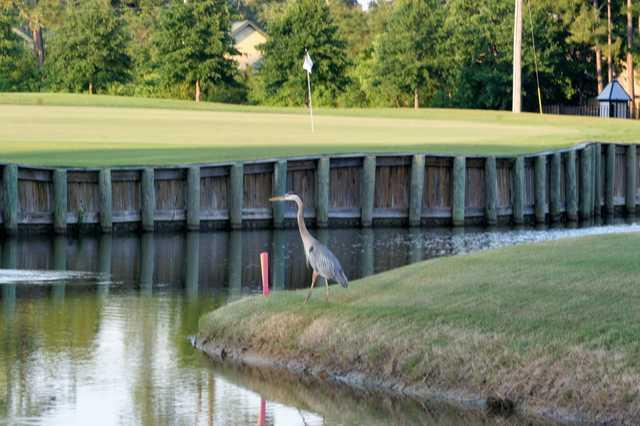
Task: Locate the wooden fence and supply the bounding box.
[1,142,638,235]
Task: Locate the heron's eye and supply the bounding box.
[309,246,314,252]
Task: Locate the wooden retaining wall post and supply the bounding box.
[53,169,68,235]
[360,155,376,227]
[605,144,616,216]
[316,157,330,228]
[98,169,112,233]
[626,145,637,217]
[230,163,244,230]
[272,160,287,228]
[484,156,498,226]
[452,156,466,227]
[580,147,593,221]
[187,166,201,231]
[594,144,602,216]
[534,155,546,224]
[566,151,578,222]
[512,157,525,225]
[409,154,425,227]
[549,152,562,222]
[2,164,18,236]
[141,168,155,232]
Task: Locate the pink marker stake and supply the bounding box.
[258,398,266,426]
[260,252,269,296]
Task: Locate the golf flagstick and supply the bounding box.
[303,50,314,133]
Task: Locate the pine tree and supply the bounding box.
[47,0,131,93]
[154,0,238,102]
[254,0,350,106]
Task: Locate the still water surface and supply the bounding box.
[2,224,638,425]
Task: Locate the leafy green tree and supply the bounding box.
[154,0,238,102]
[370,0,444,108]
[253,0,350,106]
[0,3,38,90]
[46,0,131,93]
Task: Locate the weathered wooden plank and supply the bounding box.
[272,160,287,228]
[187,166,200,231]
[465,162,485,210]
[316,157,330,227]
[230,163,243,229]
[331,157,363,169]
[496,159,512,210]
[330,161,361,209]
[409,155,425,227]
[565,151,578,222]
[423,157,452,211]
[17,168,52,182]
[361,156,376,227]
[53,169,67,234]
[375,161,409,210]
[111,170,140,182]
[512,157,524,225]
[141,168,155,232]
[626,145,637,216]
[549,152,562,222]
[200,166,229,178]
[99,169,113,233]
[376,156,411,167]
[534,155,546,224]
[18,177,52,216]
[452,156,465,227]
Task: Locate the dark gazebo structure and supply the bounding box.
[598,80,632,118]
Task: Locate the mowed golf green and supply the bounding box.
[1,92,639,167]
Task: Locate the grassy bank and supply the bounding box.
[199,233,640,423]
[2,93,639,166]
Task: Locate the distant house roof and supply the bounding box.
[597,80,632,102]
[231,20,266,42]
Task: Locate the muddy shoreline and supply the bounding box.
[194,338,598,426]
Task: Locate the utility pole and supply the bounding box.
[512,0,523,113]
[607,0,613,83]
[626,0,635,117]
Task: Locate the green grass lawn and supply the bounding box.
[199,233,640,422]
[1,92,639,167]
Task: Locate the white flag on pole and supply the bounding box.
[303,52,313,74]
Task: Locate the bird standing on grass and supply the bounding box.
[269,193,348,303]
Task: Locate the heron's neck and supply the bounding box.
[295,199,312,243]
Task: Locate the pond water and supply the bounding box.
[1,223,639,425]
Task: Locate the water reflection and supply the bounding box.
[1,224,639,425]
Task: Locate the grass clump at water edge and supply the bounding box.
[198,233,640,423]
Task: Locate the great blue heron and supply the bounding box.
[269,193,348,303]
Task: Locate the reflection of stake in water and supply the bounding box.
[53,235,67,300]
[98,234,112,297]
[229,231,243,297]
[186,232,200,299]
[140,233,155,294]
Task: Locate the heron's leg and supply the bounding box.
[304,271,318,304]
[324,277,329,301]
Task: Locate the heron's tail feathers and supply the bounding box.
[336,269,348,288]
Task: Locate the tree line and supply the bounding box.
[0,0,637,111]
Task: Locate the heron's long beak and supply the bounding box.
[269,195,287,202]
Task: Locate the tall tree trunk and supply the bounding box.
[89,82,93,95]
[30,24,44,67]
[195,80,201,103]
[627,0,636,117]
[607,0,613,82]
[413,87,419,109]
[594,0,604,93]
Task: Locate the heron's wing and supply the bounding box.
[308,241,348,287]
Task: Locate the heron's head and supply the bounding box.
[269,193,302,203]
